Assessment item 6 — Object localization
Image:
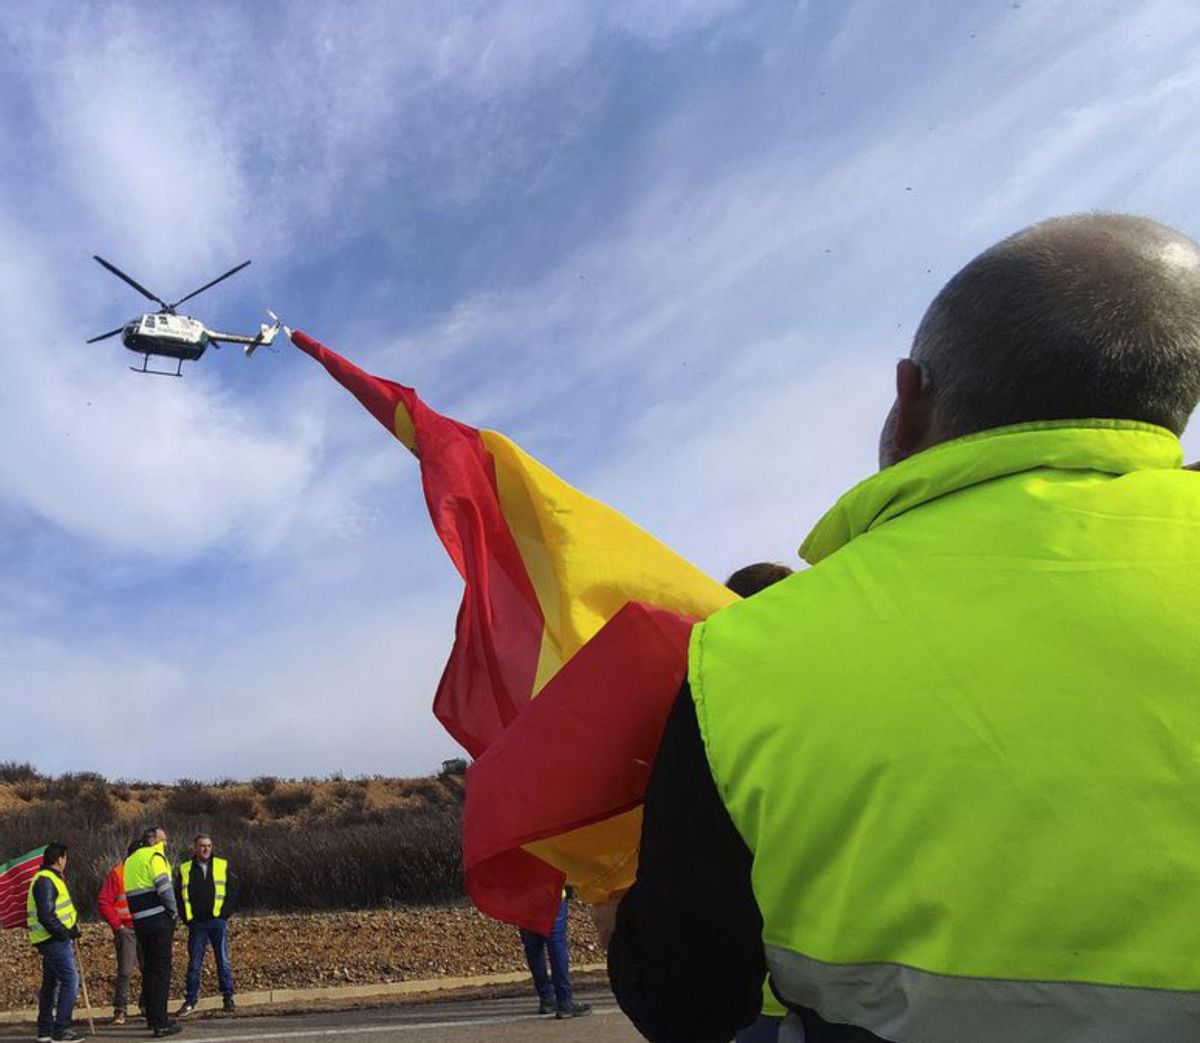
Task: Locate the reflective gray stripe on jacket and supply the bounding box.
[132,905,166,919]
[767,946,1200,1043]
[153,872,178,918]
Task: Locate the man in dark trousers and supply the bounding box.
[174,835,237,1017]
[125,827,181,1038]
[27,842,84,1043]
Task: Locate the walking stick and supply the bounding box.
[73,939,97,1035]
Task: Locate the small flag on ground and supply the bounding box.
[294,332,734,932]
[0,846,46,930]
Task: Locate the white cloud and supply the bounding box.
[0,227,317,558]
[4,0,1200,779]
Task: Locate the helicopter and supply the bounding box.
[86,255,281,376]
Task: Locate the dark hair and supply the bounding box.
[194,834,212,844]
[126,840,141,857]
[914,213,1200,437]
[42,843,68,867]
[725,562,793,598]
[141,826,163,846]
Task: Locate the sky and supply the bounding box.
[3,0,1200,781]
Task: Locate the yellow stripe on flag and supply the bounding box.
[482,429,735,695]
[479,430,734,900]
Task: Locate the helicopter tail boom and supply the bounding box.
[206,313,282,356]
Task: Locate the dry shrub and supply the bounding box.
[216,791,258,822]
[251,775,278,796]
[0,772,463,916]
[165,780,220,817]
[264,785,313,818]
[0,761,40,783]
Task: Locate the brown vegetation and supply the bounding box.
[0,764,465,917]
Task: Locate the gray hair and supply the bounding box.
[913,213,1200,438]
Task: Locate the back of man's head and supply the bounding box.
[725,562,793,598]
[913,213,1200,438]
[42,842,68,868]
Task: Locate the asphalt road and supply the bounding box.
[0,987,643,1043]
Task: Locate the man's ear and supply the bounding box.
[890,358,936,461]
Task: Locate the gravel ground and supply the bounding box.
[0,905,603,1011]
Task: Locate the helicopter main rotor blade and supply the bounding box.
[170,259,251,309]
[93,255,168,309]
[86,326,126,344]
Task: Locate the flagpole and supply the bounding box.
[73,939,96,1035]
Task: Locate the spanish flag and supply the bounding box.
[294,332,734,932]
[0,846,46,930]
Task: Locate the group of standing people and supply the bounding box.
[28,829,236,1042]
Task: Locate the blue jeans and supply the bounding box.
[185,919,235,1004]
[36,939,78,1038]
[519,897,572,1008]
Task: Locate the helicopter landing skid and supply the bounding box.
[130,354,184,377]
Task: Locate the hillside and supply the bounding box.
[0,764,610,1015]
[0,764,465,914]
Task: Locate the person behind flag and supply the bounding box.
[606,213,1200,1041]
[97,842,142,1027]
[125,827,181,1038]
[27,841,84,1043]
[174,834,237,1018]
[519,888,591,1019]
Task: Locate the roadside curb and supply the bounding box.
[0,963,608,1024]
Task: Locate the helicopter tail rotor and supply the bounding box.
[244,311,283,357]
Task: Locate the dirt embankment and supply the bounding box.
[0,905,602,1011]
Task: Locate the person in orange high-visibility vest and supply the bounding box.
[97,842,142,1026]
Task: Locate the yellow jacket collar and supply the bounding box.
[801,419,1183,564]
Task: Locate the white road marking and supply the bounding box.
[193,1008,619,1042]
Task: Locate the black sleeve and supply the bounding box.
[33,877,71,941]
[608,682,765,1043]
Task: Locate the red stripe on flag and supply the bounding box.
[293,331,544,756]
[0,855,41,892]
[291,332,411,433]
[464,602,693,932]
[0,852,42,930]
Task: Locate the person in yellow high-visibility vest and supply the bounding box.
[125,826,180,1039]
[27,842,84,1043]
[173,835,237,1018]
[606,213,1200,1043]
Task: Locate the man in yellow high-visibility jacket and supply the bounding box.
[125,826,181,1038]
[607,214,1200,1043]
[173,834,237,1018]
[27,842,83,1043]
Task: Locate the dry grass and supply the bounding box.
[0,768,465,917]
